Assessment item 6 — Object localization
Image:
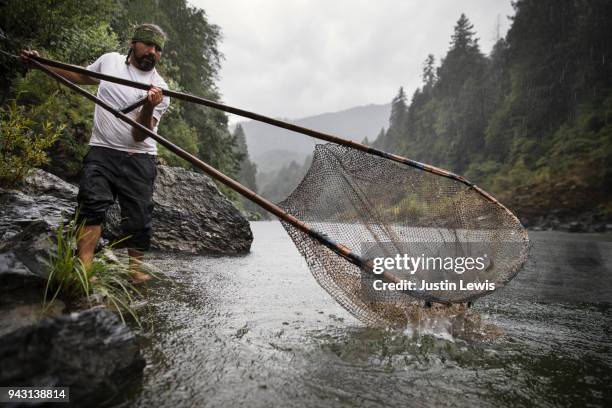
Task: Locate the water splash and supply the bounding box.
[402,302,504,342]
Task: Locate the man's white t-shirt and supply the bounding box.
[86,52,170,155]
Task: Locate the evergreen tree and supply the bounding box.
[382,87,407,151]
[436,13,486,97]
[483,38,512,160]
[450,13,478,51]
[421,54,436,91]
[233,124,257,192]
[372,127,385,149]
[389,87,407,128]
[232,124,260,216]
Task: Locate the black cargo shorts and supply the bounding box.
[76,146,157,252]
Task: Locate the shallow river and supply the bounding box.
[122,221,612,407]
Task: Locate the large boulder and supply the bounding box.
[1,167,252,261]
[0,176,75,279]
[105,165,253,254]
[0,307,145,405]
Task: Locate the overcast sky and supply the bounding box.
[190,0,515,123]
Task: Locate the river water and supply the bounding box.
[122,221,612,407]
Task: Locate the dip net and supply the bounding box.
[6,48,530,328]
[278,144,529,327]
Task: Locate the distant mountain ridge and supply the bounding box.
[238,103,391,171]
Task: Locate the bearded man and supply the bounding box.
[21,23,171,283]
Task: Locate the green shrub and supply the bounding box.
[16,72,95,181]
[0,99,63,188]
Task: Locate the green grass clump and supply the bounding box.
[43,218,152,326]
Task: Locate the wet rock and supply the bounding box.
[525,208,611,233]
[562,221,585,232]
[0,186,73,278]
[0,300,64,337]
[0,308,145,404]
[21,169,78,202]
[0,189,72,244]
[0,251,48,304]
[0,253,53,337]
[0,170,76,249]
[0,251,31,277]
[105,165,253,254]
[0,220,57,278]
[593,223,607,233]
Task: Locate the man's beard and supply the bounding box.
[133,53,156,71]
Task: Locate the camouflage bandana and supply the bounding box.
[131,25,166,50]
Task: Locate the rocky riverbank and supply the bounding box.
[521,210,612,233]
[0,167,253,404]
[505,179,612,233]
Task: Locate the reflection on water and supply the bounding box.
[123,222,612,407]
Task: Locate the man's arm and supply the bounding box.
[132,86,163,142]
[20,50,99,85]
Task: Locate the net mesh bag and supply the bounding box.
[278,144,529,327]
